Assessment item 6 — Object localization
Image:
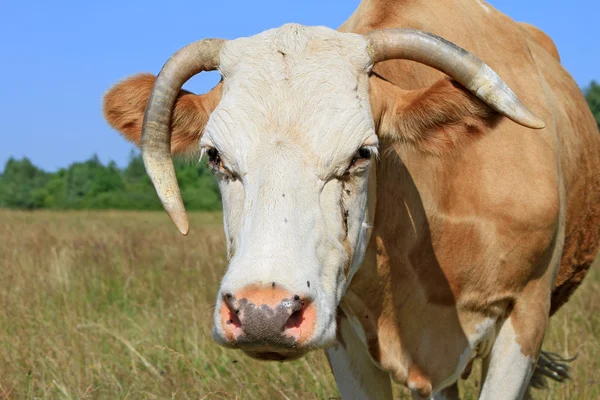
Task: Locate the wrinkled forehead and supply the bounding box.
[204,24,375,171]
[219,24,371,80]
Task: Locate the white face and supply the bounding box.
[201,24,377,360]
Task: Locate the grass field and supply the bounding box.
[0,210,598,399]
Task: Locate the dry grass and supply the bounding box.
[0,210,597,399]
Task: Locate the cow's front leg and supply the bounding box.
[326,310,393,400]
[479,298,548,400]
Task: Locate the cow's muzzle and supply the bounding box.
[214,284,317,357]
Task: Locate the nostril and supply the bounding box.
[282,296,315,343]
[222,293,242,327]
[228,308,242,328]
[285,306,305,330]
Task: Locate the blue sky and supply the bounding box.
[1,0,598,171]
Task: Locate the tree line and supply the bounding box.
[1,81,599,211]
[0,153,221,211]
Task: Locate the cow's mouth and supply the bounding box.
[243,349,306,362]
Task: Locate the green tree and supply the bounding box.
[37,170,67,208]
[176,158,221,211]
[63,155,108,208]
[0,157,49,209]
[123,150,148,184]
[585,81,600,130]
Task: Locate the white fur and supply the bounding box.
[204,24,378,347]
[479,318,534,400]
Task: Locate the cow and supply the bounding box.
[102,0,600,398]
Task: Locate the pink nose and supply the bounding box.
[219,284,316,348]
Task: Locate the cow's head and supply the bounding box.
[104,24,543,361]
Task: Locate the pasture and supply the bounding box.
[0,210,598,399]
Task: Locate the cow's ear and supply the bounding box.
[371,77,502,154]
[103,73,222,155]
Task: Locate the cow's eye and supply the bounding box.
[205,146,235,179]
[350,146,373,168]
[354,147,371,162]
[343,145,376,177]
[207,147,221,167]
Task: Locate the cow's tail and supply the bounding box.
[529,350,575,389]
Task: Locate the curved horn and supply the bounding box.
[142,39,226,235]
[365,29,545,129]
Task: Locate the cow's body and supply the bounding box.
[327,0,600,398]
[103,0,600,398]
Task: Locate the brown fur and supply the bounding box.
[103,73,222,154]
[548,66,600,314]
[515,20,600,316]
[340,0,600,390]
[373,77,501,154]
[518,22,561,62]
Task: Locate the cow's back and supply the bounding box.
[518,22,561,62]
